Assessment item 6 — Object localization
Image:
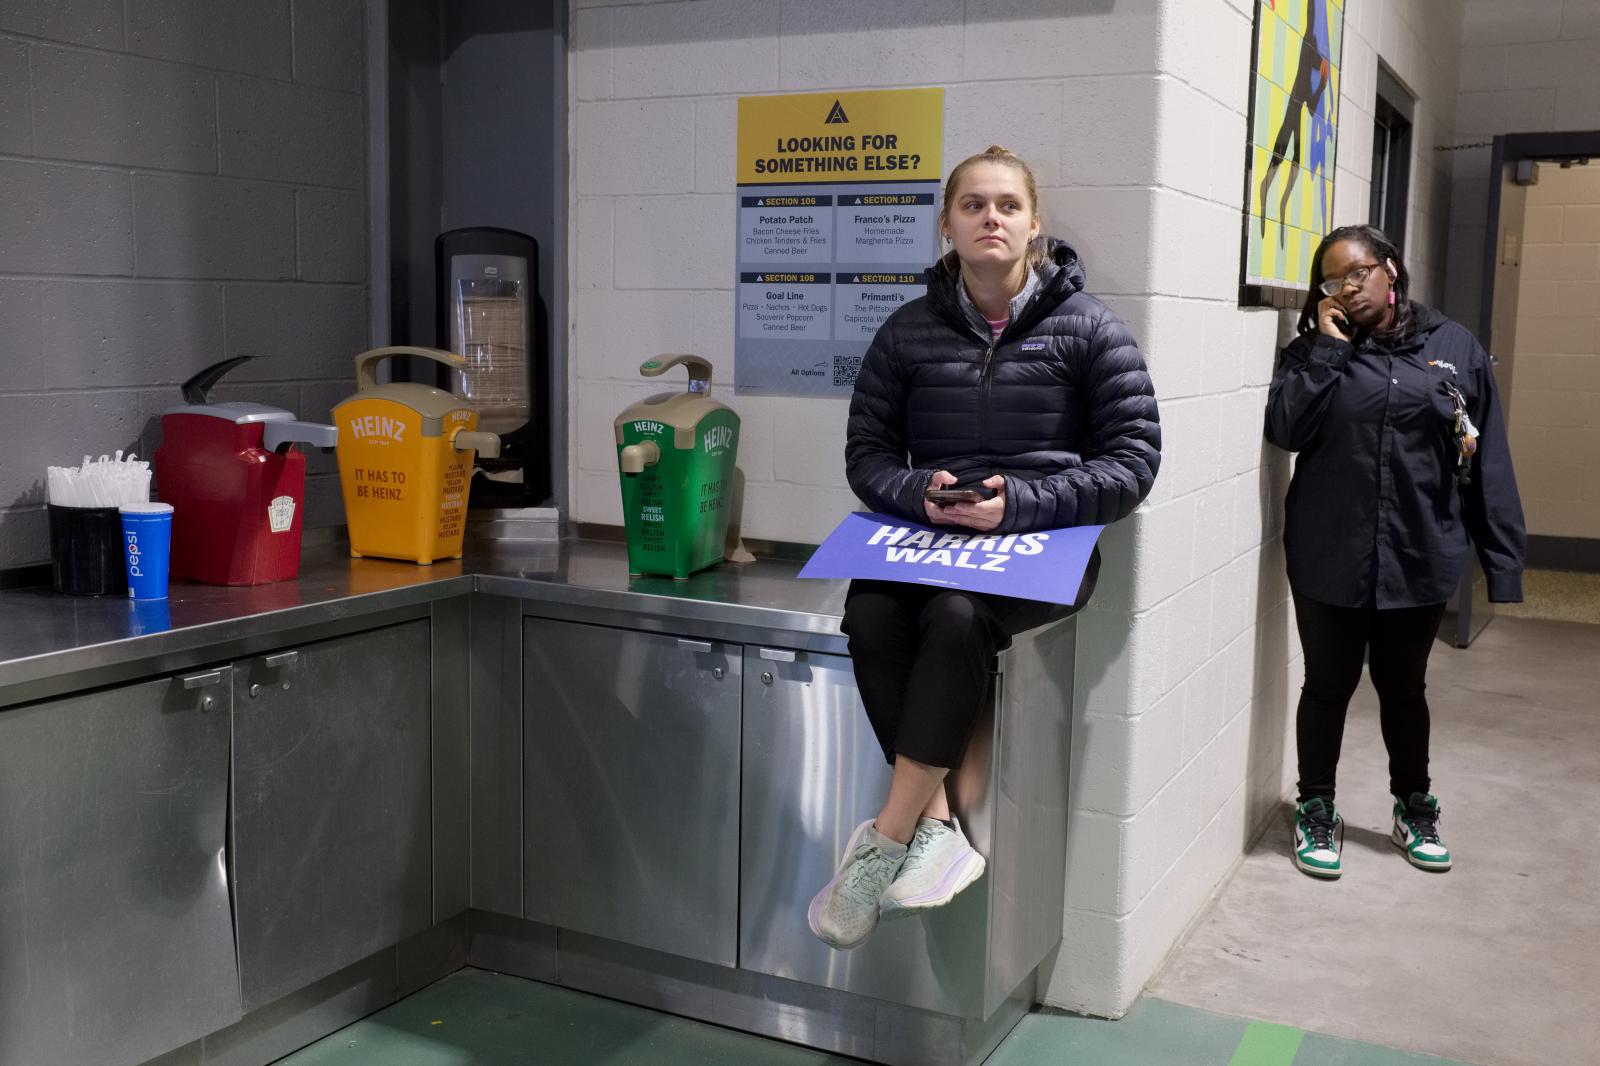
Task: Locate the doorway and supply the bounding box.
[1463,131,1600,644]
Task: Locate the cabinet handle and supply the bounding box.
[181,670,223,689]
[758,648,797,662]
[263,650,298,669]
[677,639,714,653]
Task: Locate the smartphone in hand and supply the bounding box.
[924,488,991,505]
[1318,295,1353,340]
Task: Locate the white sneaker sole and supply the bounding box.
[1293,851,1342,879]
[1391,826,1452,871]
[807,864,879,950]
[879,851,986,919]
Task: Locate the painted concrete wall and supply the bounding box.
[1446,0,1600,334]
[1071,0,1468,1014]
[0,0,368,568]
[1326,0,1463,304]
[565,0,1468,1018]
[1509,163,1600,538]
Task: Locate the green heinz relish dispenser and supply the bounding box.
[614,354,740,580]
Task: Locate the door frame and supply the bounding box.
[1458,132,1600,646]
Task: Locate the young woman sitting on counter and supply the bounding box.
[808,145,1163,950]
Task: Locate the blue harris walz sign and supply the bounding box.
[799,512,1103,605]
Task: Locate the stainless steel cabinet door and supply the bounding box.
[523,619,741,966]
[739,648,987,1017]
[231,620,433,1011]
[0,671,239,1066]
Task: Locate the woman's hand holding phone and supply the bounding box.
[1317,295,1353,340]
[922,470,961,525]
[924,473,1006,531]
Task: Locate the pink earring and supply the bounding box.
[1388,290,1396,305]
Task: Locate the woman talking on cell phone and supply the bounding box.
[806,146,1161,950]
[1265,223,1526,881]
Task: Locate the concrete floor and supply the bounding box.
[1149,614,1600,1066]
[1497,569,1600,625]
[278,970,1473,1065]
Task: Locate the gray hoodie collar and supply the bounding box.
[957,268,1040,341]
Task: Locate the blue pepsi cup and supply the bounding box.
[120,502,175,599]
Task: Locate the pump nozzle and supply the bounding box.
[639,354,714,394]
[263,420,338,453]
[180,355,256,404]
[618,441,660,475]
[451,430,501,458]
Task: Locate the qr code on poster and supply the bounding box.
[832,355,862,387]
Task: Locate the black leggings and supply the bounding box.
[842,553,1097,770]
[1292,592,1447,804]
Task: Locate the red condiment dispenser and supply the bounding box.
[155,356,338,585]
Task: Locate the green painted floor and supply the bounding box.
[276,968,1472,1066]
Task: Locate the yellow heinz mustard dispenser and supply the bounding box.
[334,346,501,564]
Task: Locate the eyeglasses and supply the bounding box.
[1319,263,1382,297]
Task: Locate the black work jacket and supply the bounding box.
[845,239,1161,534]
[1265,303,1526,608]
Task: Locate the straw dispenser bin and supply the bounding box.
[614,355,739,580]
[333,346,501,564]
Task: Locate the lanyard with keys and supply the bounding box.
[1441,382,1478,484]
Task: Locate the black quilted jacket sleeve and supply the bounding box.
[845,313,936,521]
[997,306,1161,532]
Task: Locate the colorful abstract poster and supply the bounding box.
[1244,0,1345,293]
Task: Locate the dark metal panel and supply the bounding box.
[465,909,558,982]
[231,620,433,1011]
[0,580,442,710]
[985,619,1075,1017]
[396,914,469,1000]
[431,595,472,920]
[523,618,742,966]
[0,673,239,1066]
[551,925,1028,1066]
[511,593,854,656]
[0,538,853,705]
[469,593,525,915]
[737,646,988,1018]
[198,949,398,1066]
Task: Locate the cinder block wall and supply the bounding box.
[1080,0,1468,1013]
[1055,0,1292,1012]
[0,0,367,568]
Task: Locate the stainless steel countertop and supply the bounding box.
[0,539,848,698]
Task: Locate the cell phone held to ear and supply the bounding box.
[924,487,993,505]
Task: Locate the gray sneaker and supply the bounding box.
[807,820,907,949]
[879,816,986,919]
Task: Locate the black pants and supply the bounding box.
[842,553,1098,770]
[1292,591,1447,804]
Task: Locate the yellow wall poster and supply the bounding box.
[734,88,943,396]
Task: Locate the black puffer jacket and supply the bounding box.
[845,239,1161,534]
